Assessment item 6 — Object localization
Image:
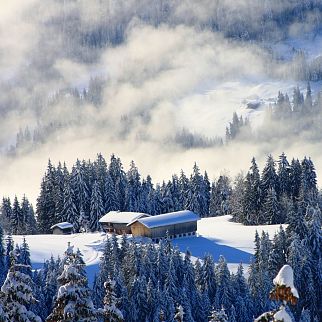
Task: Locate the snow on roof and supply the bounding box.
[273,265,299,298]
[50,222,74,230]
[99,211,150,224]
[129,210,200,229]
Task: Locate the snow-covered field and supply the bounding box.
[12,215,286,282]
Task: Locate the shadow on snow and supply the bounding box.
[172,235,253,264]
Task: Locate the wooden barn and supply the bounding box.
[128,210,200,242]
[99,211,150,234]
[50,222,73,235]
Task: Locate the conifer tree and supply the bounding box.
[72,160,91,219]
[215,256,232,310]
[46,244,97,321]
[19,238,32,277]
[62,178,78,228]
[104,174,119,213]
[300,157,318,209]
[94,153,108,202]
[89,180,105,232]
[186,163,207,216]
[304,82,312,111]
[262,188,281,224]
[278,153,291,197]
[108,154,127,211]
[0,225,5,285]
[53,162,65,224]
[0,197,12,233]
[261,155,279,201]
[11,196,21,234]
[200,255,216,302]
[98,278,123,322]
[255,265,299,322]
[36,160,57,233]
[125,161,141,212]
[4,234,14,273]
[243,157,261,224]
[21,197,37,235]
[43,256,58,317]
[289,158,302,201]
[209,307,228,322]
[1,251,41,322]
[179,170,190,210]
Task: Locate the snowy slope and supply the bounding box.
[172,215,286,273]
[12,215,286,282]
[194,79,322,137]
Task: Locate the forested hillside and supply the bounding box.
[0,1,322,321]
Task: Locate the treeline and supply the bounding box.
[271,82,318,121]
[0,196,37,235]
[35,154,212,234]
[0,203,320,321]
[231,153,319,225]
[225,112,251,142]
[6,78,105,157]
[36,0,322,50]
[229,83,322,144]
[1,152,319,234]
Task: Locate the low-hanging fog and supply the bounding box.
[1,0,322,204]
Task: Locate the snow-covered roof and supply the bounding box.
[99,211,150,224]
[273,265,299,298]
[128,210,200,229]
[50,222,74,230]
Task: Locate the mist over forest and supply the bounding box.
[1,0,322,202]
[0,2,322,322]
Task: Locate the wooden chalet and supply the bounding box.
[128,210,200,242]
[99,211,150,234]
[50,222,73,235]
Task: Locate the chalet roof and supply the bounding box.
[99,211,150,224]
[50,222,74,230]
[128,210,200,229]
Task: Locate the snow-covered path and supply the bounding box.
[13,232,107,266]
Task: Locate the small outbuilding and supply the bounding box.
[128,210,200,242]
[99,211,150,234]
[50,222,74,235]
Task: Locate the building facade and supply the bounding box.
[99,211,150,234]
[50,222,73,235]
[128,210,200,242]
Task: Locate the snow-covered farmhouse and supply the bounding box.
[128,210,200,242]
[50,222,73,235]
[99,211,150,234]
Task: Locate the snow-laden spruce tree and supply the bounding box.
[208,307,228,322]
[255,265,299,322]
[0,251,41,322]
[97,277,123,322]
[46,244,97,322]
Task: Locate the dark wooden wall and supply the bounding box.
[130,221,197,240]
